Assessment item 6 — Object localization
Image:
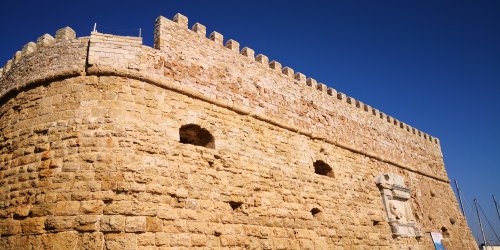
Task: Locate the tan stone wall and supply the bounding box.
[0,14,476,249]
[150,16,446,181]
[0,76,475,249]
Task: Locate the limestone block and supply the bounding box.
[327,87,337,96]
[192,23,206,36]
[105,233,137,250]
[54,201,80,215]
[125,216,146,232]
[220,235,242,247]
[317,83,327,92]
[306,78,317,88]
[294,72,306,83]
[255,54,269,64]
[103,201,133,215]
[36,34,55,47]
[157,205,178,220]
[226,39,240,52]
[45,216,75,230]
[241,47,255,59]
[20,217,46,234]
[13,205,31,218]
[155,232,170,246]
[146,216,163,232]
[80,232,104,250]
[100,215,125,232]
[269,60,282,71]
[299,239,314,249]
[173,13,188,28]
[282,67,294,77]
[170,233,191,247]
[21,42,37,56]
[176,188,189,198]
[354,100,361,108]
[55,27,76,40]
[209,31,223,45]
[4,59,12,72]
[51,231,79,249]
[137,232,156,246]
[80,200,105,214]
[49,158,63,169]
[13,51,22,64]
[2,219,21,236]
[77,215,100,231]
[185,234,204,247]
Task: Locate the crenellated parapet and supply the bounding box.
[153,14,439,145]
[0,27,87,99]
[0,13,447,181]
[148,14,446,180]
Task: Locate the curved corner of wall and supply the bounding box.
[0,27,88,101]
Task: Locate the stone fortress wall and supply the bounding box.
[0,13,476,249]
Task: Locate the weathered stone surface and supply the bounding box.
[45,216,75,231]
[51,231,79,249]
[155,232,170,247]
[20,217,46,234]
[105,233,137,250]
[55,27,76,40]
[77,215,100,232]
[80,200,105,214]
[146,216,163,232]
[80,232,104,249]
[125,216,146,233]
[0,13,476,250]
[54,201,80,216]
[100,215,125,232]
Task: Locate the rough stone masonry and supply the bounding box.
[0,13,477,249]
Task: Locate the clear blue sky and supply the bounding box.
[1,0,499,245]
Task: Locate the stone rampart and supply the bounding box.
[0,16,445,182]
[0,14,477,249]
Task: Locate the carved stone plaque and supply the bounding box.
[375,173,422,238]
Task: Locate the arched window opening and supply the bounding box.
[314,160,333,177]
[179,124,215,149]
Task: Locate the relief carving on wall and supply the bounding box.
[375,173,422,238]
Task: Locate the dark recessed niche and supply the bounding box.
[441,226,450,237]
[450,217,456,225]
[311,208,322,217]
[179,124,215,149]
[13,213,28,220]
[314,160,333,177]
[229,201,243,211]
